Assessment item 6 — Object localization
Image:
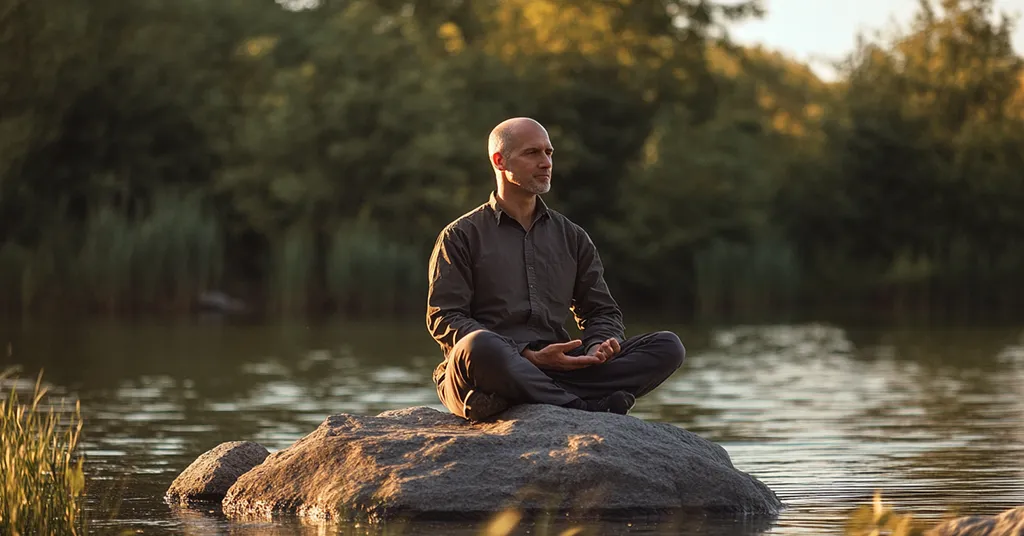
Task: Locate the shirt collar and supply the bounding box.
[487,191,549,223]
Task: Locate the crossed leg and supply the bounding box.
[435,330,685,419]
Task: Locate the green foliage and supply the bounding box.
[2,0,1023,320]
[0,368,86,536]
[797,0,1024,315]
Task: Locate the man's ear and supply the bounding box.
[491,151,506,171]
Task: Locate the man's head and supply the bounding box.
[488,117,553,195]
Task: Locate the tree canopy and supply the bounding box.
[2,0,1022,321]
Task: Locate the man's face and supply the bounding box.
[499,125,553,195]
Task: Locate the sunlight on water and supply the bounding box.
[4,319,1024,534]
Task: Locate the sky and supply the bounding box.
[727,0,1024,80]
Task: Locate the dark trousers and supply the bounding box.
[434,330,686,418]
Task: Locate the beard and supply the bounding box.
[521,176,551,195]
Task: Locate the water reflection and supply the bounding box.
[3,319,1023,534]
[162,507,779,536]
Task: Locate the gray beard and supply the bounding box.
[523,180,550,195]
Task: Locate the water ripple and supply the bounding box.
[7,320,1024,535]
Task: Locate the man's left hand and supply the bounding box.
[587,338,620,363]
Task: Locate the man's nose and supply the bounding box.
[540,156,552,168]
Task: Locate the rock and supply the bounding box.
[166,441,269,505]
[221,405,782,522]
[926,506,1024,536]
[196,290,248,314]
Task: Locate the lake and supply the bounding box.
[2,315,1023,534]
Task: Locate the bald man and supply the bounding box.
[426,117,686,422]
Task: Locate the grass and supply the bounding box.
[844,491,931,536]
[1,204,427,317]
[0,191,224,314]
[7,189,1024,320]
[264,221,423,316]
[325,224,423,316]
[77,192,224,312]
[0,368,85,536]
[268,221,316,316]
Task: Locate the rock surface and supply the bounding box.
[166,441,269,504]
[926,506,1024,536]
[220,405,782,522]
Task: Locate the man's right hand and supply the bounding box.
[522,339,603,371]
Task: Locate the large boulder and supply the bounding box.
[926,506,1024,536]
[220,405,782,522]
[166,441,269,505]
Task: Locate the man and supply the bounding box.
[426,117,686,422]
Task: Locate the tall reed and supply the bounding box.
[131,190,225,309]
[77,206,136,311]
[326,224,422,316]
[0,368,85,536]
[268,221,316,315]
[75,191,223,312]
[0,215,78,315]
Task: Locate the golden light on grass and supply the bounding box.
[844,490,926,536]
[483,507,522,536]
[0,368,85,536]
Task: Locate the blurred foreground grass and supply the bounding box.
[845,491,930,536]
[478,490,949,536]
[0,368,85,535]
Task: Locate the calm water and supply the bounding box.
[3,316,1024,535]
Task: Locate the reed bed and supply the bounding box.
[0,191,223,314]
[5,192,1023,320]
[77,192,223,312]
[268,222,317,315]
[325,224,422,316]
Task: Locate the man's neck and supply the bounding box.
[495,182,537,229]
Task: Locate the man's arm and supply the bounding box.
[426,226,489,357]
[570,227,626,354]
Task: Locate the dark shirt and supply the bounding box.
[426,191,625,374]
